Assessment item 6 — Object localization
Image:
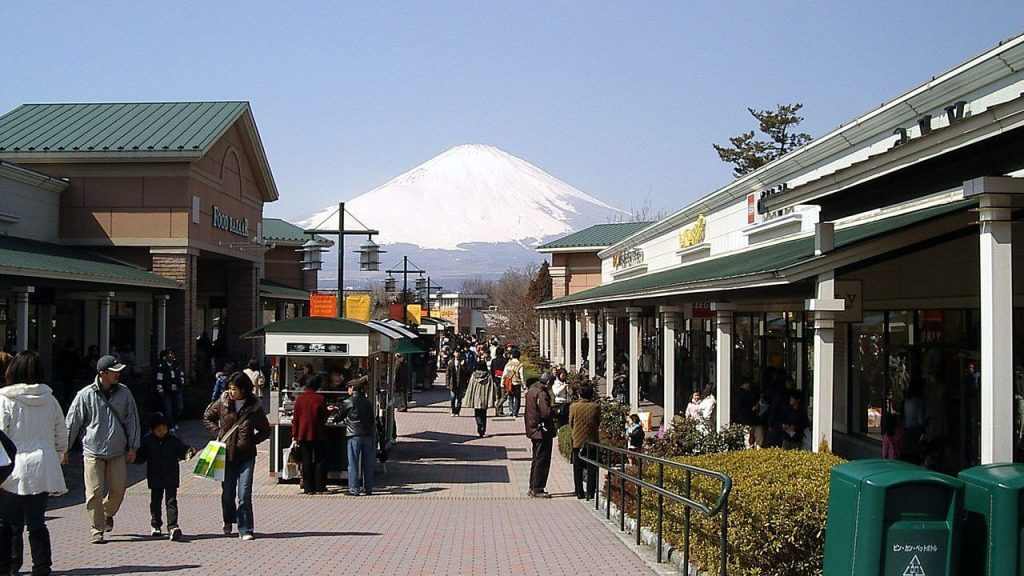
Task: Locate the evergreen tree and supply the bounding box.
[713,103,812,177]
[528,261,552,303]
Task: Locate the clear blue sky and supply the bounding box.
[3,2,1022,221]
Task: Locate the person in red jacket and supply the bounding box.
[291,376,329,494]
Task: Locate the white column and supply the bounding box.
[554,313,564,365]
[562,312,572,367]
[979,196,1014,463]
[539,313,546,359]
[13,286,34,352]
[661,306,681,429]
[627,306,642,413]
[604,309,617,398]
[714,304,733,431]
[807,272,844,453]
[98,292,115,356]
[573,311,583,371]
[586,309,598,379]
[155,295,169,354]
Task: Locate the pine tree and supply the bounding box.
[713,103,812,177]
[528,261,552,303]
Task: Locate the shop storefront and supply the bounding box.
[537,34,1024,471]
[0,101,310,385]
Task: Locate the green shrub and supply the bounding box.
[557,424,574,462]
[598,397,628,448]
[645,416,748,458]
[637,449,844,576]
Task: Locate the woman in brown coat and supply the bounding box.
[202,372,270,541]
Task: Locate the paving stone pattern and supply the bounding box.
[45,385,656,575]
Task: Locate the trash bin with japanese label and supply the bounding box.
[959,463,1024,575]
[823,459,963,576]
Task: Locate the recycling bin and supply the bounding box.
[959,463,1024,575]
[823,459,963,576]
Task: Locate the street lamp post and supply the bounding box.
[301,201,381,318]
[384,256,426,321]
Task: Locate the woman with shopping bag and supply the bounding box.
[203,372,270,541]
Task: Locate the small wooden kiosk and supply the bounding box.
[244,316,399,484]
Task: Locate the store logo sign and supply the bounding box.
[212,206,248,237]
[678,214,706,248]
[612,247,644,270]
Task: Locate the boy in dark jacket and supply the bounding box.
[135,413,196,540]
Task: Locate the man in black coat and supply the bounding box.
[524,374,556,498]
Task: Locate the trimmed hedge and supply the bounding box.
[633,449,844,576]
[557,424,574,461]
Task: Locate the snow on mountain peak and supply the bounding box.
[299,144,627,250]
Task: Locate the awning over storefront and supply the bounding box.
[259,279,310,302]
[0,235,180,289]
[538,199,974,309]
[241,316,372,338]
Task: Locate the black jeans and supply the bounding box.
[529,437,553,493]
[299,440,327,494]
[149,487,179,530]
[572,445,598,498]
[474,409,488,435]
[0,491,50,576]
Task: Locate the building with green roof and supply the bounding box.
[0,101,309,380]
[536,221,653,300]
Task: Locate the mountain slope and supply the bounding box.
[299,144,627,251]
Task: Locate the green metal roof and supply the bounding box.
[0,102,248,154]
[0,236,180,289]
[537,221,654,251]
[262,218,331,246]
[259,279,310,302]
[538,200,972,308]
[242,316,371,338]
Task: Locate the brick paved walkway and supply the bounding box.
[43,385,655,575]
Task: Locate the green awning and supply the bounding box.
[242,316,371,338]
[0,235,180,289]
[259,280,310,302]
[396,339,425,354]
[539,199,973,309]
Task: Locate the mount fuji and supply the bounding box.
[297,144,629,288]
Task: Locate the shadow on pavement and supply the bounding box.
[388,462,510,484]
[58,565,200,575]
[179,531,380,541]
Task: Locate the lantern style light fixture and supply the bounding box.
[384,275,397,293]
[298,239,327,271]
[415,275,427,291]
[356,238,383,271]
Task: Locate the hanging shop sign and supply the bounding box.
[691,301,715,318]
[747,194,756,224]
[755,183,795,222]
[612,247,645,270]
[678,214,706,248]
[309,293,337,317]
[212,206,248,236]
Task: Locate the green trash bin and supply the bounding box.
[959,463,1024,575]
[823,459,963,576]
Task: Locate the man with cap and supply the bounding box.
[65,355,141,544]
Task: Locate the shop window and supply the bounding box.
[851,313,886,440]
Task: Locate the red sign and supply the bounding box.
[691,302,714,318]
[746,194,756,224]
[388,304,405,321]
[309,293,337,317]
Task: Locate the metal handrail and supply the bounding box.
[579,441,732,575]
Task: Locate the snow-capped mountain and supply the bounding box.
[297,144,629,287]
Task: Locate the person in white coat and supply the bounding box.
[0,350,68,576]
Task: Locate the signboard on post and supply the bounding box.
[345,293,371,322]
[406,304,422,325]
[309,293,337,318]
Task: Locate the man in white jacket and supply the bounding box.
[65,355,141,544]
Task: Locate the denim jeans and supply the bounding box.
[509,385,522,417]
[449,389,463,415]
[222,457,256,536]
[162,391,184,427]
[346,434,375,495]
[0,491,49,576]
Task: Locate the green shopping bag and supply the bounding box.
[193,440,226,481]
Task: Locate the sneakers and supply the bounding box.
[169,527,182,541]
[222,522,232,535]
[150,527,162,537]
[240,533,255,541]
[90,533,104,544]
[104,516,114,533]
[528,490,552,499]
